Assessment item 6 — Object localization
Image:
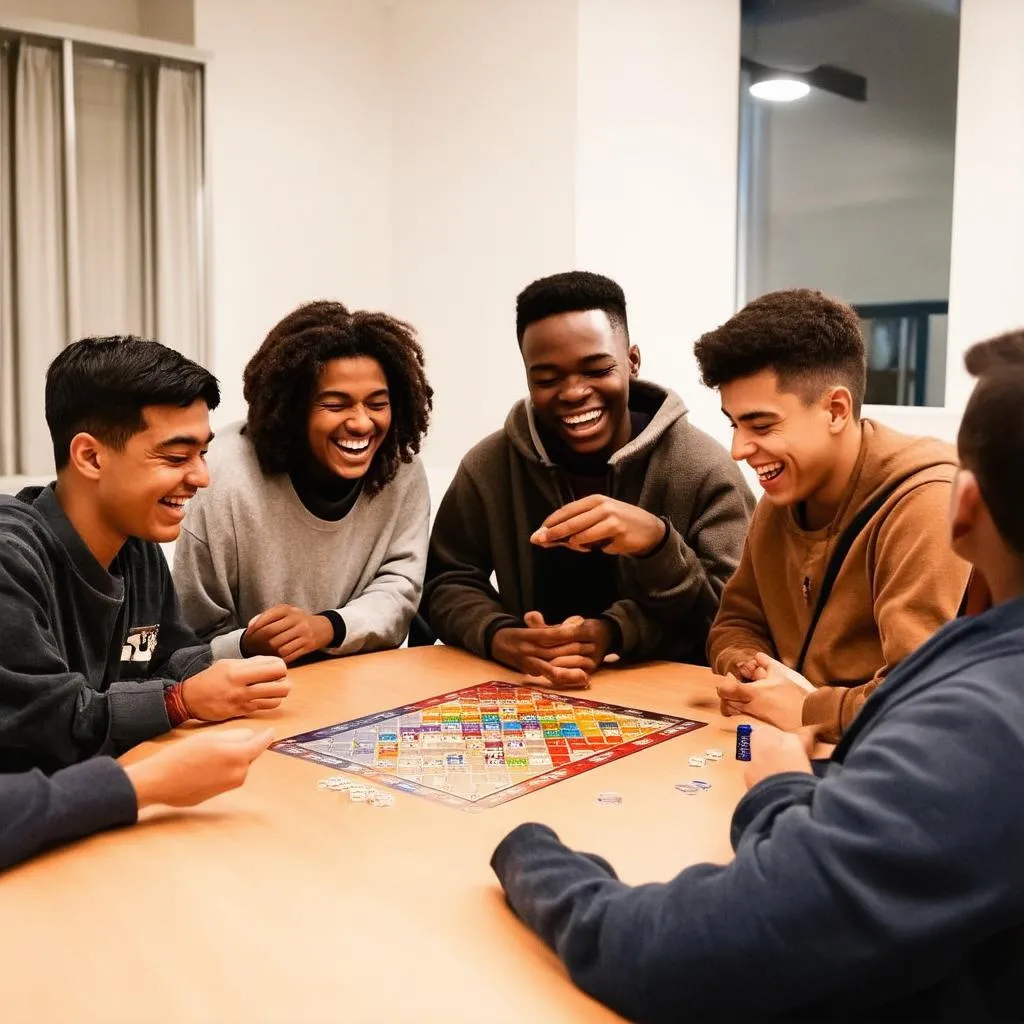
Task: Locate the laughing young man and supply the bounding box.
[0,337,290,774]
[696,289,970,742]
[424,271,754,687]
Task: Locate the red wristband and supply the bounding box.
[164,683,192,726]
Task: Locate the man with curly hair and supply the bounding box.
[695,289,971,742]
[173,301,433,662]
[425,271,754,688]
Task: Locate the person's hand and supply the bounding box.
[491,612,595,690]
[122,727,275,808]
[243,605,335,663]
[520,612,616,686]
[181,656,290,721]
[742,723,815,790]
[530,496,667,556]
[716,654,815,732]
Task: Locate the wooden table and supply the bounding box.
[1,646,748,1023]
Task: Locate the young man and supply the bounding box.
[1,727,273,872]
[0,337,290,774]
[696,289,970,741]
[425,272,754,688]
[490,331,1024,1023]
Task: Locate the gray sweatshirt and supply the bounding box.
[173,423,430,659]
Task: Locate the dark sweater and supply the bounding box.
[492,595,1024,1023]
[425,381,755,664]
[0,486,211,773]
[0,758,137,871]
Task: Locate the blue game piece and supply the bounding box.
[736,724,752,761]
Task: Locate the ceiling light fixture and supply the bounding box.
[741,57,867,103]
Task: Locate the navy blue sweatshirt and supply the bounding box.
[0,486,211,773]
[0,758,137,871]
[492,595,1024,1022]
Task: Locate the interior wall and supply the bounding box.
[194,0,394,426]
[0,0,141,34]
[575,0,741,448]
[389,0,579,473]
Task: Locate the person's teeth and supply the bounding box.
[563,410,602,426]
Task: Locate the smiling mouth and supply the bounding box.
[753,461,784,483]
[159,495,191,510]
[560,408,604,431]
[332,437,373,456]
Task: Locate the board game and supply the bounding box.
[272,681,706,810]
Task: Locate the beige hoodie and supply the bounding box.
[707,419,971,742]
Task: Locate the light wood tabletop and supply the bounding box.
[1,645,750,1024]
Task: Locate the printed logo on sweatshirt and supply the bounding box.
[122,624,159,663]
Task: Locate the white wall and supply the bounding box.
[575,0,740,447]
[0,0,141,33]
[194,0,394,426]
[390,0,578,474]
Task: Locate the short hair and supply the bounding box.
[243,300,433,497]
[515,271,629,344]
[958,330,1024,555]
[694,288,867,415]
[46,336,221,470]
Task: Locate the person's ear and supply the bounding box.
[627,344,641,379]
[949,468,982,550]
[67,433,104,481]
[825,386,854,434]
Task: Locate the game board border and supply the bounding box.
[272,681,706,810]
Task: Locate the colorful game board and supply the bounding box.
[272,681,706,809]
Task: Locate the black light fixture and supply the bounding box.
[741,56,867,103]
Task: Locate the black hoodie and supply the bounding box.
[0,486,211,773]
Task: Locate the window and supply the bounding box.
[0,25,207,474]
[737,0,960,407]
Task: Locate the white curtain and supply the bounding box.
[154,65,203,361]
[12,44,66,476]
[0,42,16,474]
[74,58,147,338]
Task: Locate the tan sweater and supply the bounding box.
[707,420,971,742]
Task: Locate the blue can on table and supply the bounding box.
[736,723,752,761]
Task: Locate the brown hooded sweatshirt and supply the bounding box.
[707,419,971,742]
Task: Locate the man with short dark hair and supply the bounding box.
[490,330,1024,1023]
[425,271,754,686]
[0,336,290,773]
[695,289,970,742]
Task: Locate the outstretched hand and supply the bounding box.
[530,495,667,556]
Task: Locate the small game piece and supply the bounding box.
[596,791,623,805]
[736,723,753,761]
[348,787,368,802]
[705,749,724,761]
[691,780,712,791]
[674,783,699,795]
[369,791,394,808]
[688,755,706,767]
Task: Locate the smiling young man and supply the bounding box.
[0,337,290,774]
[489,330,1024,1024]
[424,271,754,687]
[174,301,432,661]
[695,289,971,742]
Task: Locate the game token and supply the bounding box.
[369,791,394,808]
[705,749,724,761]
[596,791,623,805]
[275,683,707,809]
[674,783,699,795]
[691,780,712,791]
[736,723,753,762]
[688,755,706,767]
